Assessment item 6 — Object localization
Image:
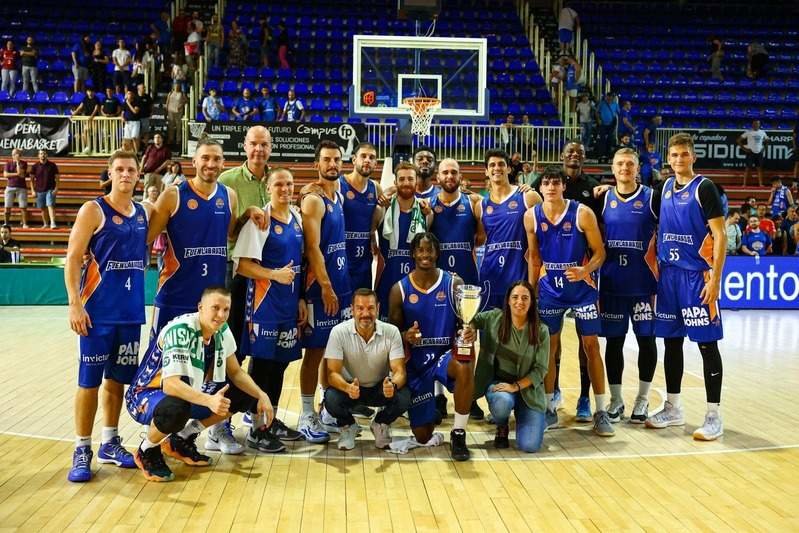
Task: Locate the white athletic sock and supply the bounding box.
[75,435,91,449]
[609,384,623,404]
[140,437,161,451]
[637,381,652,401]
[667,393,682,409]
[101,426,118,444]
[301,394,316,415]
[453,412,469,430]
[546,393,555,411]
[594,393,608,413]
[177,419,204,439]
[706,402,720,415]
[434,382,445,396]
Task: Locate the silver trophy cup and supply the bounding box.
[453,284,482,358]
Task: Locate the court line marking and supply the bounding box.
[2,429,797,463]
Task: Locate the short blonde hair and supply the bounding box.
[667,132,694,153]
[613,147,639,163]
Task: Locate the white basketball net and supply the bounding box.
[402,97,440,137]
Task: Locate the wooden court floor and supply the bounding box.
[1,306,798,532]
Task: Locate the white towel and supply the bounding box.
[381,196,427,250]
[386,432,444,454]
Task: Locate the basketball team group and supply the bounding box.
[64,125,726,483]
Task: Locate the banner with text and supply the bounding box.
[660,129,795,171]
[719,256,799,309]
[188,121,367,161]
[0,114,70,157]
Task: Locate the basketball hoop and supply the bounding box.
[401,97,441,137]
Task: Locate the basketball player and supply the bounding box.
[413,146,440,201]
[647,133,726,441]
[389,232,474,461]
[299,140,353,443]
[65,150,148,482]
[233,167,305,452]
[375,161,431,320]
[598,148,659,423]
[524,166,612,436]
[125,286,274,482]
[478,149,541,310]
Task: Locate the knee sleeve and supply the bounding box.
[153,396,191,434]
[698,341,723,404]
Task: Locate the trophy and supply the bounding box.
[452,284,483,361]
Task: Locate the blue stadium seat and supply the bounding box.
[222,80,238,94]
[51,91,68,104]
[32,91,49,103]
[24,107,39,115]
[309,114,324,122]
[310,97,324,109]
[43,107,59,115]
[13,92,31,103]
[4,107,19,114]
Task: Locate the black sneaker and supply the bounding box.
[351,404,376,419]
[269,418,303,441]
[435,394,448,423]
[450,429,471,461]
[494,425,510,449]
[161,434,212,466]
[470,400,485,421]
[246,427,287,453]
[134,446,174,482]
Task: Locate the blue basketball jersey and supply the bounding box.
[81,197,148,325]
[416,184,440,202]
[340,176,377,287]
[600,186,658,297]
[399,270,457,376]
[533,200,597,306]
[245,211,304,324]
[306,191,351,298]
[376,210,413,316]
[479,187,529,303]
[657,176,715,271]
[155,181,231,308]
[430,192,478,285]
[771,185,789,217]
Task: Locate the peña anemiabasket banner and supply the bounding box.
[0,114,70,156]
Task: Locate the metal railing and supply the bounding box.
[69,116,123,155]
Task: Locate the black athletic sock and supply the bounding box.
[663,337,684,394]
[698,341,723,404]
[554,343,561,391]
[578,342,591,397]
[636,335,658,383]
[605,336,626,385]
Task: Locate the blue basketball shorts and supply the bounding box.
[407,351,456,428]
[78,324,141,388]
[654,266,723,342]
[599,294,655,337]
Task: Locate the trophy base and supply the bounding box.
[453,344,475,362]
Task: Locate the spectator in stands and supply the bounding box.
[618,133,635,151]
[99,168,112,195]
[738,120,769,187]
[755,205,776,239]
[741,215,771,256]
[741,196,758,218]
[151,11,172,58]
[258,17,273,68]
[277,22,291,70]
[768,176,793,218]
[122,89,141,154]
[642,114,662,149]
[725,209,741,255]
[557,2,579,55]
[0,225,21,263]
[202,87,225,121]
[206,14,224,68]
[184,22,202,75]
[101,87,122,117]
[1,41,19,98]
[141,133,171,191]
[171,9,192,53]
[165,83,187,147]
[112,39,132,95]
[772,214,787,255]
[781,206,798,255]
[136,84,153,146]
[190,11,204,35]
[3,148,29,228]
[597,92,619,162]
[708,36,724,81]
[746,40,768,80]
[19,36,38,95]
[619,100,636,141]
[71,87,100,155]
[30,149,59,229]
[560,55,581,111]
[575,93,595,151]
[90,41,109,94]
[639,143,662,186]
[520,114,533,153]
[793,122,798,181]
[259,86,278,122]
[279,89,305,122]
[70,35,91,94]
[227,20,247,69]
[162,161,186,187]
[508,152,524,184]
[170,52,189,93]
[716,182,729,217]
[519,159,540,187]
[233,88,258,121]
[129,50,146,91]
[500,114,516,152]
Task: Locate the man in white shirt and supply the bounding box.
[558,3,580,55]
[738,119,769,187]
[112,39,132,94]
[279,89,305,122]
[323,288,410,451]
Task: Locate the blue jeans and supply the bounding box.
[580,121,594,150]
[485,381,546,453]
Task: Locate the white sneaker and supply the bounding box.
[50,222,57,229]
[205,420,245,454]
[370,421,392,449]
[320,406,340,433]
[337,424,359,451]
[693,412,723,441]
[645,401,685,429]
[297,412,330,444]
[630,398,649,424]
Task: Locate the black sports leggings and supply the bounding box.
[664,337,723,403]
[605,335,657,385]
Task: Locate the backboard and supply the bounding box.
[350,35,488,120]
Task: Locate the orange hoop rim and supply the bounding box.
[402,97,441,114]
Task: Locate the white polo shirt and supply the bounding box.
[741,128,769,154]
[324,318,404,387]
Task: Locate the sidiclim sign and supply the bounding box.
[719,255,799,309]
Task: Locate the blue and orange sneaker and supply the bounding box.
[67,445,93,483]
[98,436,136,468]
[134,446,174,482]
